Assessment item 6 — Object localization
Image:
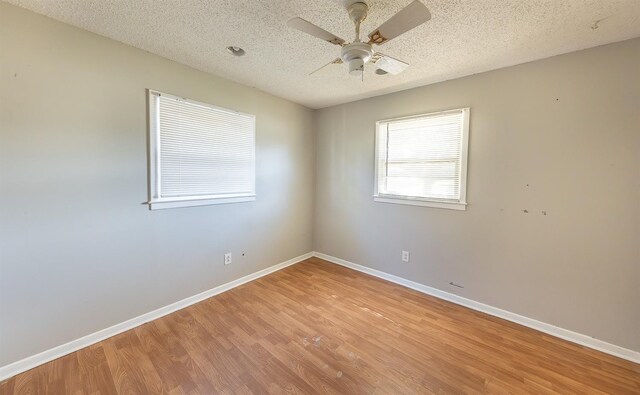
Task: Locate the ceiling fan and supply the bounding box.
[287,0,431,77]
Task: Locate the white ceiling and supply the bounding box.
[6,0,640,109]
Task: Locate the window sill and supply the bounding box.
[373,196,467,211]
[149,195,255,210]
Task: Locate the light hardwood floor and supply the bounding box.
[1,257,639,394]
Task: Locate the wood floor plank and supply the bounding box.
[1,257,639,394]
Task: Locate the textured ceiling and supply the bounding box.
[6,0,640,109]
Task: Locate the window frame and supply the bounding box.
[147,89,256,210]
[373,108,470,211]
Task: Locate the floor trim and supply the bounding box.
[3,250,637,382]
[0,252,313,382]
[312,251,640,364]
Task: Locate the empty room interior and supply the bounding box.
[1,0,639,393]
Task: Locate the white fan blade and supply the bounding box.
[372,53,409,75]
[310,58,343,75]
[368,0,431,45]
[287,17,346,46]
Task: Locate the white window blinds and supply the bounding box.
[148,91,255,209]
[375,108,469,209]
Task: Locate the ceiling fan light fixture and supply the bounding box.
[348,58,365,76]
[226,46,246,56]
[341,41,373,77]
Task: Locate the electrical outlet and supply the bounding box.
[402,251,410,262]
[224,253,232,265]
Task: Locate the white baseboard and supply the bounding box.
[3,250,637,382]
[0,252,313,382]
[312,251,640,364]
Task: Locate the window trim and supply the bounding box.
[373,108,470,211]
[147,89,256,210]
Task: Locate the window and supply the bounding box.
[147,90,256,209]
[374,108,469,210]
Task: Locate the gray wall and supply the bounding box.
[0,3,315,366]
[314,38,640,352]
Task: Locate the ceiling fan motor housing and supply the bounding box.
[341,42,373,76]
